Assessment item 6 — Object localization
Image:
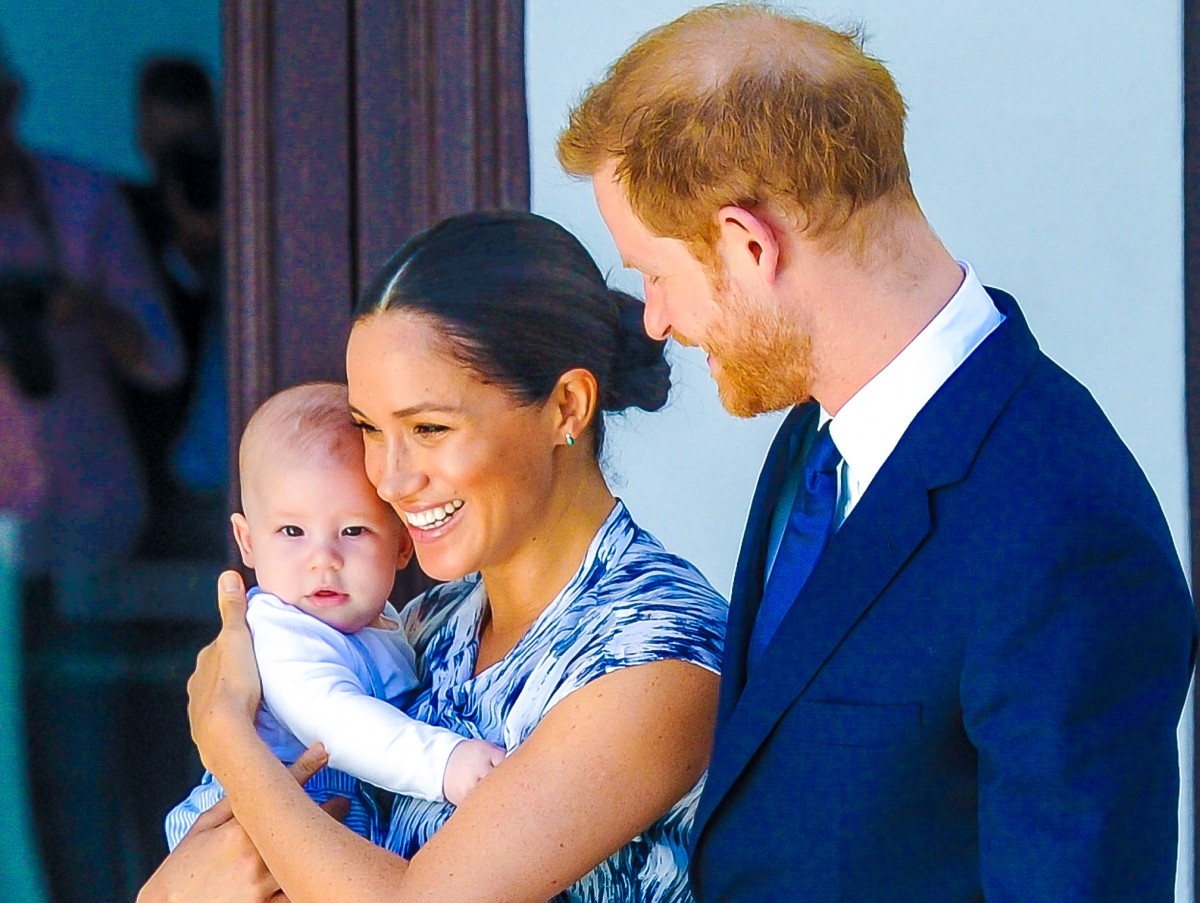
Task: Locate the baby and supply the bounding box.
[165,382,504,848]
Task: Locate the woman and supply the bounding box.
[140,211,726,902]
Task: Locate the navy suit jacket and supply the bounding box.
[689,290,1197,902]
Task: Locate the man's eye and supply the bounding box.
[281,526,303,537]
[343,526,365,537]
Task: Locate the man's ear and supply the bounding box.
[396,526,414,571]
[230,513,255,568]
[716,205,781,286]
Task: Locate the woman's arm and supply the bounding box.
[139,805,282,903]
[170,571,719,903]
[138,746,341,903]
[404,656,717,902]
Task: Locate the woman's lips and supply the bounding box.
[404,501,464,541]
[404,499,464,530]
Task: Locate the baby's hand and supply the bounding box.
[443,738,506,806]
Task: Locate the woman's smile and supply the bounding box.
[404,499,464,532]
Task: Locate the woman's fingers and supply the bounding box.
[319,795,352,824]
[187,746,328,838]
[192,796,235,832]
[186,571,264,763]
[288,744,352,822]
[138,817,280,903]
[217,569,249,625]
[287,743,329,785]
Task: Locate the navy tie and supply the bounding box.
[748,423,842,662]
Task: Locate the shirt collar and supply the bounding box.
[824,261,1004,511]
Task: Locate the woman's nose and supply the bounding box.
[370,443,426,507]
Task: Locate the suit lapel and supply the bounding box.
[699,442,933,823]
[695,288,1042,839]
[718,404,818,727]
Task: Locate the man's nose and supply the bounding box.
[642,284,671,341]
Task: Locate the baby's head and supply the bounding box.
[231,381,413,633]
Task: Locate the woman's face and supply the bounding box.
[346,312,559,582]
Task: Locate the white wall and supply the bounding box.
[527,0,1191,898]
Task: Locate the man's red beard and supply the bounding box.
[701,282,816,418]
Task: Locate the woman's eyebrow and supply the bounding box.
[349,402,461,420]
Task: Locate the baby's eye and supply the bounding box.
[342,526,366,537]
[281,525,304,537]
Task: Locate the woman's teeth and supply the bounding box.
[406,499,464,529]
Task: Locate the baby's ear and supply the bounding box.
[396,525,414,570]
[230,513,255,568]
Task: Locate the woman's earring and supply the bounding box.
[565,433,575,447]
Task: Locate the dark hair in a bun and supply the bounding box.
[355,210,671,456]
[602,289,670,413]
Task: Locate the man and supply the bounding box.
[123,56,217,233]
[559,4,1197,900]
[119,57,225,558]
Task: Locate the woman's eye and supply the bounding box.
[352,420,380,435]
[281,525,303,537]
[414,423,448,437]
[342,526,365,537]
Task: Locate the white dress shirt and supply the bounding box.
[767,261,1003,574]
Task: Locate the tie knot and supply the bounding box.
[807,424,841,476]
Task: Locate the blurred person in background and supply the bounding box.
[0,42,186,903]
[0,48,182,613]
[120,57,225,559]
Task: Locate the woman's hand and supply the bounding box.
[137,746,340,903]
[188,571,264,768]
[137,803,282,903]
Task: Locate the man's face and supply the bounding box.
[137,99,211,171]
[592,162,814,417]
[592,162,717,346]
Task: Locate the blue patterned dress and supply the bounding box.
[386,501,727,901]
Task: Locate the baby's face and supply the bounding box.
[233,454,407,633]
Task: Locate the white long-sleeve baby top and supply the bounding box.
[247,588,468,802]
